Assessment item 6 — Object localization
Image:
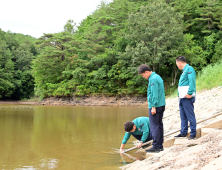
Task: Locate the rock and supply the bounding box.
[174,138,189,145]
[201,128,216,137]
[121,160,143,170]
[174,155,197,166]
[177,164,198,170]
[219,139,222,147]
[173,143,208,161]
[159,151,178,162]
[201,155,222,170]
[139,162,162,170]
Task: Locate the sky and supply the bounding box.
[0,0,113,38]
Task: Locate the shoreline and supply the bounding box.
[0,101,37,105]
[0,96,148,107]
[37,96,148,107]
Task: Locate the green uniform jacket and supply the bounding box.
[178,64,196,95]
[122,117,150,144]
[147,72,166,109]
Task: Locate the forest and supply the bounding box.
[1,0,222,100]
[0,30,37,99]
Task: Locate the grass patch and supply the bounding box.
[196,61,222,91]
[167,61,222,98]
[165,86,178,99]
[168,89,178,98]
[21,96,41,102]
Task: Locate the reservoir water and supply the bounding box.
[0,104,149,170]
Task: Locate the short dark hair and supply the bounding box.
[176,56,187,63]
[138,64,152,74]
[124,121,135,132]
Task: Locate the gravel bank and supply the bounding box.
[121,86,222,170]
[163,86,222,134]
[121,130,222,170]
[38,96,147,106]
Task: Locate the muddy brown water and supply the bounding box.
[0,104,148,170]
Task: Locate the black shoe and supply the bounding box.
[188,135,196,140]
[159,147,164,151]
[145,147,163,153]
[142,143,152,149]
[174,134,187,138]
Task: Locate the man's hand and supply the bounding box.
[136,142,143,148]
[120,144,125,154]
[151,107,156,115]
[184,94,192,99]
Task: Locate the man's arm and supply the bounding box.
[140,119,150,143]
[150,79,159,114]
[187,67,196,95]
[120,144,125,153]
[120,132,131,152]
[185,67,196,98]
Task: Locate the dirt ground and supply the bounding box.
[121,130,222,170]
[163,86,222,134]
[38,96,148,106]
[121,86,222,170]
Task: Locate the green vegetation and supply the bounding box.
[1,0,222,100]
[21,96,41,102]
[0,29,37,99]
[196,61,222,90]
[169,60,222,98]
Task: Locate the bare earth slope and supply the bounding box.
[122,86,222,170]
[122,130,222,170]
[164,86,222,134]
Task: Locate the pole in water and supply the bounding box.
[123,140,153,153]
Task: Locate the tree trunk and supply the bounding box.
[61,46,65,61]
[172,66,178,86]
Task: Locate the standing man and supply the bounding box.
[175,56,197,140]
[138,64,166,153]
[119,117,152,153]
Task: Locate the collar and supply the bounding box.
[148,72,155,81]
[182,64,189,71]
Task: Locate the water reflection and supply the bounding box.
[0,105,148,170]
[39,158,58,169]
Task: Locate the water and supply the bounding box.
[0,104,149,170]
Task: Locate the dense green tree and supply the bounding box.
[33,28,99,97]
[31,0,222,97]
[0,59,15,98]
[77,0,151,50]
[0,29,37,99]
[2,0,221,99]
[64,20,76,34]
[194,0,221,34]
[13,43,34,71]
[124,1,184,71]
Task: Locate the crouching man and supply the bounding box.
[120,117,152,153]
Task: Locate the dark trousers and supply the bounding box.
[149,106,165,149]
[132,130,153,142]
[179,97,196,136]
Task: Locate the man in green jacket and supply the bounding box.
[174,56,197,140]
[120,117,152,153]
[138,64,166,153]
